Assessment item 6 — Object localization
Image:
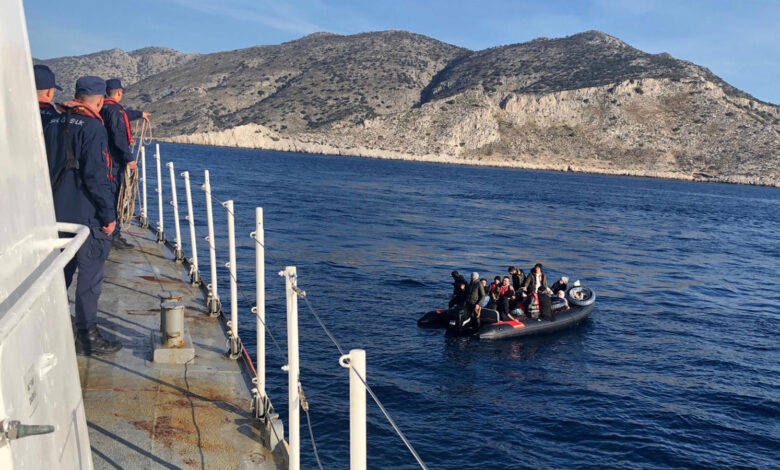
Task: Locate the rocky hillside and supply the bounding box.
[40,31,780,186]
[34,47,196,99]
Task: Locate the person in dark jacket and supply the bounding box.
[44,76,122,356]
[100,78,150,249]
[451,270,467,296]
[509,266,525,291]
[449,281,468,308]
[466,272,486,327]
[551,276,569,296]
[34,64,61,128]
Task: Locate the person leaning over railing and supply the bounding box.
[43,76,123,356]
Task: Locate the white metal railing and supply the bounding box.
[251,208,265,401]
[202,170,220,315]
[0,223,89,339]
[181,171,200,284]
[154,144,164,243]
[144,144,429,470]
[139,146,148,228]
[223,199,241,359]
[282,266,301,470]
[166,161,183,262]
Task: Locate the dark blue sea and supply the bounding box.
[150,143,779,470]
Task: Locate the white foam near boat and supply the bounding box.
[0,0,94,467]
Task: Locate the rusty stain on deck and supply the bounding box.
[74,224,284,469]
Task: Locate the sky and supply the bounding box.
[24,0,779,104]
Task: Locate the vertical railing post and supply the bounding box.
[154,144,165,243]
[224,200,241,359]
[202,170,220,316]
[181,171,200,284]
[139,146,148,228]
[282,266,300,470]
[167,161,183,262]
[250,207,267,420]
[340,350,367,470]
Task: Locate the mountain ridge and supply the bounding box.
[35,30,779,186]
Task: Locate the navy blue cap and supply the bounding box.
[34,64,62,91]
[75,76,106,96]
[105,78,123,92]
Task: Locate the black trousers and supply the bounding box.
[539,293,554,321]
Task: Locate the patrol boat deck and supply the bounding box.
[74,225,284,469]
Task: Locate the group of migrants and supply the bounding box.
[35,65,151,356]
[449,265,581,327]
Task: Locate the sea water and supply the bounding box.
[151,143,779,469]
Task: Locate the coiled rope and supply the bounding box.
[117,119,153,228]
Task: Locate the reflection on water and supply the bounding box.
[152,143,780,470]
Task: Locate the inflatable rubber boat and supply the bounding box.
[420,286,595,340]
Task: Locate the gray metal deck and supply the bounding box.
[73,224,285,469]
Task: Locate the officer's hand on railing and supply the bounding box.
[127,161,138,171]
[142,111,151,122]
[102,221,116,236]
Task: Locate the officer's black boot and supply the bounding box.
[112,234,134,249]
[75,326,123,356]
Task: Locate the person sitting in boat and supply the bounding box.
[497,276,516,320]
[551,276,569,296]
[466,272,486,327]
[522,263,555,322]
[488,276,501,294]
[556,289,569,308]
[485,288,500,310]
[509,266,525,291]
[449,281,468,308]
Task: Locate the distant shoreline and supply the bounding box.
[158,136,780,189]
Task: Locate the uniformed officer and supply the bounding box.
[44,76,123,356]
[101,78,150,249]
[34,64,61,128]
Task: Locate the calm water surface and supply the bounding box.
[150,143,779,469]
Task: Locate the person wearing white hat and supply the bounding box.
[551,276,569,296]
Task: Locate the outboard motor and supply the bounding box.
[445,306,473,336]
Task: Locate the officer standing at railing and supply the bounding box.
[43,76,123,356]
[33,64,61,128]
[100,78,150,250]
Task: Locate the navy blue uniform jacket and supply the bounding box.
[39,101,60,128]
[100,98,142,172]
[44,101,115,227]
